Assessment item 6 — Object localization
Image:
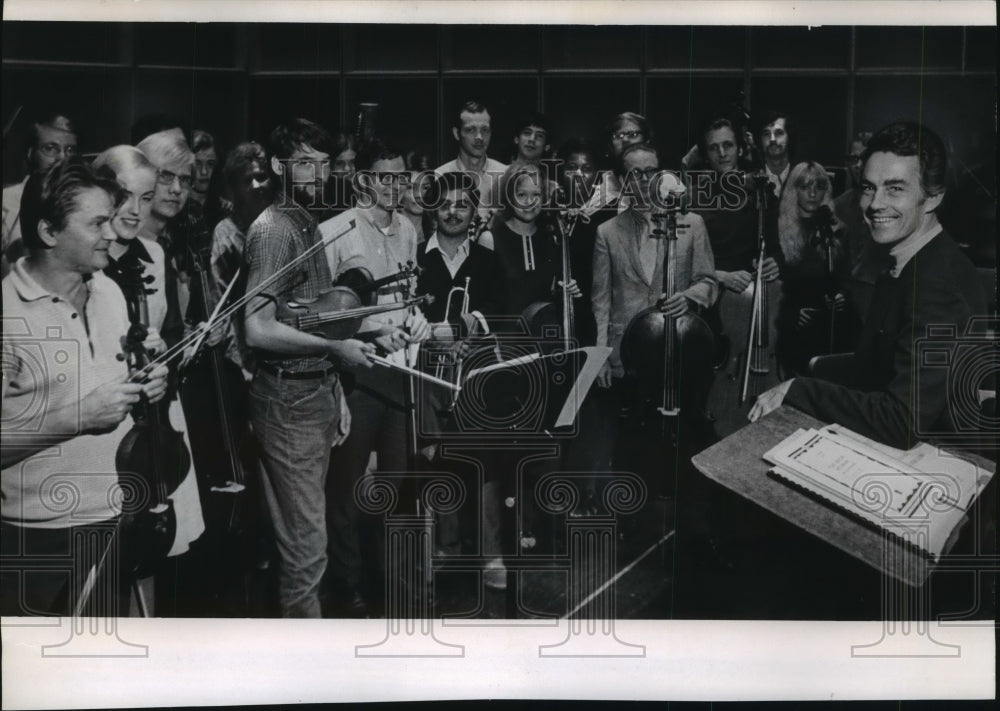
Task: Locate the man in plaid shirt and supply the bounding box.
[242,118,378,618]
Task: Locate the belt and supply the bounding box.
[257,363,337,380]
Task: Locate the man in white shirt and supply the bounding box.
[321,139,431,616]
[436,100,507,226]
[2,160,168,616]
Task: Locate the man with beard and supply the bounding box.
[756,110,793,198]
[241,118,377,618]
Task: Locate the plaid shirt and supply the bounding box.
[243,199,334,373]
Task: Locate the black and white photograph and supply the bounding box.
[1,0,996,706]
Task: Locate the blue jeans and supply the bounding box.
[249,369,339,618]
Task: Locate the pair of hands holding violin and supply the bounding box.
[331,310,433,370]
[82,330,170,435]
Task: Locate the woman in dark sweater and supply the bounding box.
[774,161,861,375]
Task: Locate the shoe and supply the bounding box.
[484,557,507,591]
[519,531,537,550]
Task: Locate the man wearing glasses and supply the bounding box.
[592,142,718,441]
[320,139,431,617]
[436,100,508,225]
[2,113,78,276]
[581,111,651,217]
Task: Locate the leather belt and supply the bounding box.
[257,363,336,380]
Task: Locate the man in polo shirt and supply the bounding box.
[320,139,431,616]
[749,121,986,450]
[436,100,508,226]
[1,160,169,616]
[242,118,377,618]
[2,113,78,277]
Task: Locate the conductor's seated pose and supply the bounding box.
[592,142,719,444]
[750,121,987,450]
[1,160,169,616]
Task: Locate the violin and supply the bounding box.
[276,263,432,340]
[620,209,685,432]
[110,258,186,580]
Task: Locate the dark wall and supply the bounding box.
[3,23,995,213]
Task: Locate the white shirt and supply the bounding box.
[425,233,470,278]
[766,164,790,198]
[2,261,131,527]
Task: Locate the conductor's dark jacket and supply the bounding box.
[784,230,986,449]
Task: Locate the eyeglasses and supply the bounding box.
[626,167,660,180]
[156,169,193,189]
[36,143,77,158]
[375,172,412,185]
[613,130,643,141]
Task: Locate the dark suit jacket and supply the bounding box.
[785,230,986,449]
[416,238,505,325]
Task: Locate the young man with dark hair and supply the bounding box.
[511,111,551,167]
[750,121,987,450]
[755,109,794,197]
[2,113,78,275]
[436,100,508,222]
[241,118,376,618]
[188,129,220,218]
[1,160,169,616]
[320,137,431,616]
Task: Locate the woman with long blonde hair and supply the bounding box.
[774,161,860,375]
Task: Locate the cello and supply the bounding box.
[521,200,579,349]
[620,207,685,432]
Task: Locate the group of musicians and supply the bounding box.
[0,100,989,619]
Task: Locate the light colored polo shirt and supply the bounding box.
[321,205,419,334]
[2,260,132,528]
[435,155,508,221]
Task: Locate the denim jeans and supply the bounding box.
[249,369,339,618]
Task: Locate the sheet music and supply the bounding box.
[763,427,993,560]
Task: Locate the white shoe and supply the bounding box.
[484,557,507,591]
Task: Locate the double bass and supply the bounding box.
[179,238,259,615]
